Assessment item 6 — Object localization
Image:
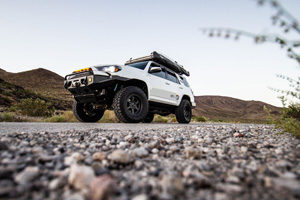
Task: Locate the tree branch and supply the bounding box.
[199,27,300,64]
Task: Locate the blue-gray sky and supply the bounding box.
[1,0,300,106]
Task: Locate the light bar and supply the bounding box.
[73,67,92,73]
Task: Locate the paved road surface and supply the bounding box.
[0,122,222,134]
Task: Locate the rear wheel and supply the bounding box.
[72,101,105,122]
[113,86,148,123]
[175,99,192,124]
[143,112,154,123]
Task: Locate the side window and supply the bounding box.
[149,64,166,79]
[166,71,179,84]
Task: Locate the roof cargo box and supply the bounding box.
[125,51,190,76]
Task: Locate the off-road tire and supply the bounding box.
[175,99,192,124]
[113,86,148,123]
[72,101,105,122]
[142,112,154,123]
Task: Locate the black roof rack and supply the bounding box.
[125,51,190,76]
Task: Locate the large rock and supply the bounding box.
[90,174,116,200]
[160,174,184,198]
[68,164,95,190]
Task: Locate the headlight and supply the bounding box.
[95,65,122,73]
[105,66,117,73]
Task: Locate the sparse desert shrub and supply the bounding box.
[265,99,300,138]
[99,110,120,123]
[192,116,207,122]
[153,115,168,123]
[213,119,224,122]
[285,103,300,121]
[0,112,13,122]
[62,111,78,122]
[2,91,13,97]
[0,96,12,106]
[45,111,78,122]
[171,117,177,123]
[45,115,66,122]
[15,98,54,117]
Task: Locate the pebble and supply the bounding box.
[185,147,201,159]
[216,183,243,193]
[151,148,159,154]
[64,152,84,166]
[92,152,107,161]
[0,142,9,150]
[133,147,149,158]
[272,177,300,196]
[108,149,135,164]
[0,124,299,200]
[240,146,248,153]
[226,175,240,184]
[49,176,67,190]
[132,194,148,200]
[15,166,39,185]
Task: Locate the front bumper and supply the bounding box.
[64,73,128,103]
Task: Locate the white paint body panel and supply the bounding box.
[92,62,196,107]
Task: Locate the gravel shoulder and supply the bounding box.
[0,123,300,200]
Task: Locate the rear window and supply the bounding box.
[126,61,148,70]
[166,71,179,84]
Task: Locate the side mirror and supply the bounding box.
[149,67,162,73]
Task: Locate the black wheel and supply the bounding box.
[143,112,154,123]
[175,99,192,124]
[113,86,148,123]
[72,101,105,122]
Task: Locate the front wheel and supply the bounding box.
[113,86,148,123]
[72,101,105,122]
[175,99,192,124]
[142,112,154,123]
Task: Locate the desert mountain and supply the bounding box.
[194,95,281,122]
[0,68,72,109]
[0,68,72,102]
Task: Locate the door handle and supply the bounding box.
[165,82,170,85]
[179,87,183,89]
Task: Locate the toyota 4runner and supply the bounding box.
[64,51,196,123]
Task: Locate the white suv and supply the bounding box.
[64,52,196,123]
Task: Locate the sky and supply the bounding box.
[0,0,300,107]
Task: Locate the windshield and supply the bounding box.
[125,61,148,70]
[180,76,190,87]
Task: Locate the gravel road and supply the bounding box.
[0,122,226,135]
[0,122,200,135]
[0,123,300,200]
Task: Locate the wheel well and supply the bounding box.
[181,95,191,103]
[122,79,148,98]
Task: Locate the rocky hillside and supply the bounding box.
[0,68,73,110]
[0,68,72,102]
[194,96,281,123]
